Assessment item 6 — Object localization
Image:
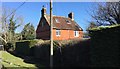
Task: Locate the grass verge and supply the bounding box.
[0,51,37,69]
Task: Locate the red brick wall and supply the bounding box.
[36,30,50,40]
[36,17,50,40]
[36,29,83,40]
[53,29,83,40]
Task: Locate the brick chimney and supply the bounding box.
[68,12,74,21]
[41,5,46,17]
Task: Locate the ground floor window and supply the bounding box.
[74,31,79,37]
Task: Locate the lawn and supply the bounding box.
[0,51,37,69]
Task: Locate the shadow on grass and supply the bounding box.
[9,51,49,68]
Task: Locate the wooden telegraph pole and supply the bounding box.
[50,0,53,68]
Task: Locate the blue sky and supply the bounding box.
[2,2,98,33]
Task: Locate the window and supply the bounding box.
[74,31,79,37]
[55,19,60,23]
[65,20,71,24]
[56,30,60,36]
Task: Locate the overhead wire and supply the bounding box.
[5,0,27,19]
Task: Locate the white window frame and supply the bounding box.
[66,20,71,24]
[56,30,60,36]
[74,31,79,37]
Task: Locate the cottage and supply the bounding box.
[36,7,83,40]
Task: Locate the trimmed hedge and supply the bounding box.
[15,40,40,56]
[53,39,91,67]
[32,39,90,67]
[15,38,91,67]
[34,40,50,63]
[89,24,120,67]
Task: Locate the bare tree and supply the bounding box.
[90,2,120,25]
[87,21,97,30]
[0,7,23,44]
[0,7,10,44]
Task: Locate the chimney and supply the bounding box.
[68,12,74,21]
[41,5,46,17]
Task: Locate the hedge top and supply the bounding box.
[89,24,120,31]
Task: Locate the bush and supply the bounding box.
[5,42,14,51]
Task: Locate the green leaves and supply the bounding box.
[21,23,35,40]
[8,14,21,43]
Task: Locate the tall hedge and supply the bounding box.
[89,24,120,67]
[15,40,38,56]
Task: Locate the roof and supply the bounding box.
[44,14,83,31]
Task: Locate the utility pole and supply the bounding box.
[50,0,53,68]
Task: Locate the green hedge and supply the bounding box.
[34,40,50,63]
[88,24,120,67]
[89,24,120,31]
[53,39,91,67]
[15,40,39,56]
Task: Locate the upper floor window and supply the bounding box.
[56,29,60,36]
[55,18,60,23]
[65,20,71,24]
[74,31,79,37]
